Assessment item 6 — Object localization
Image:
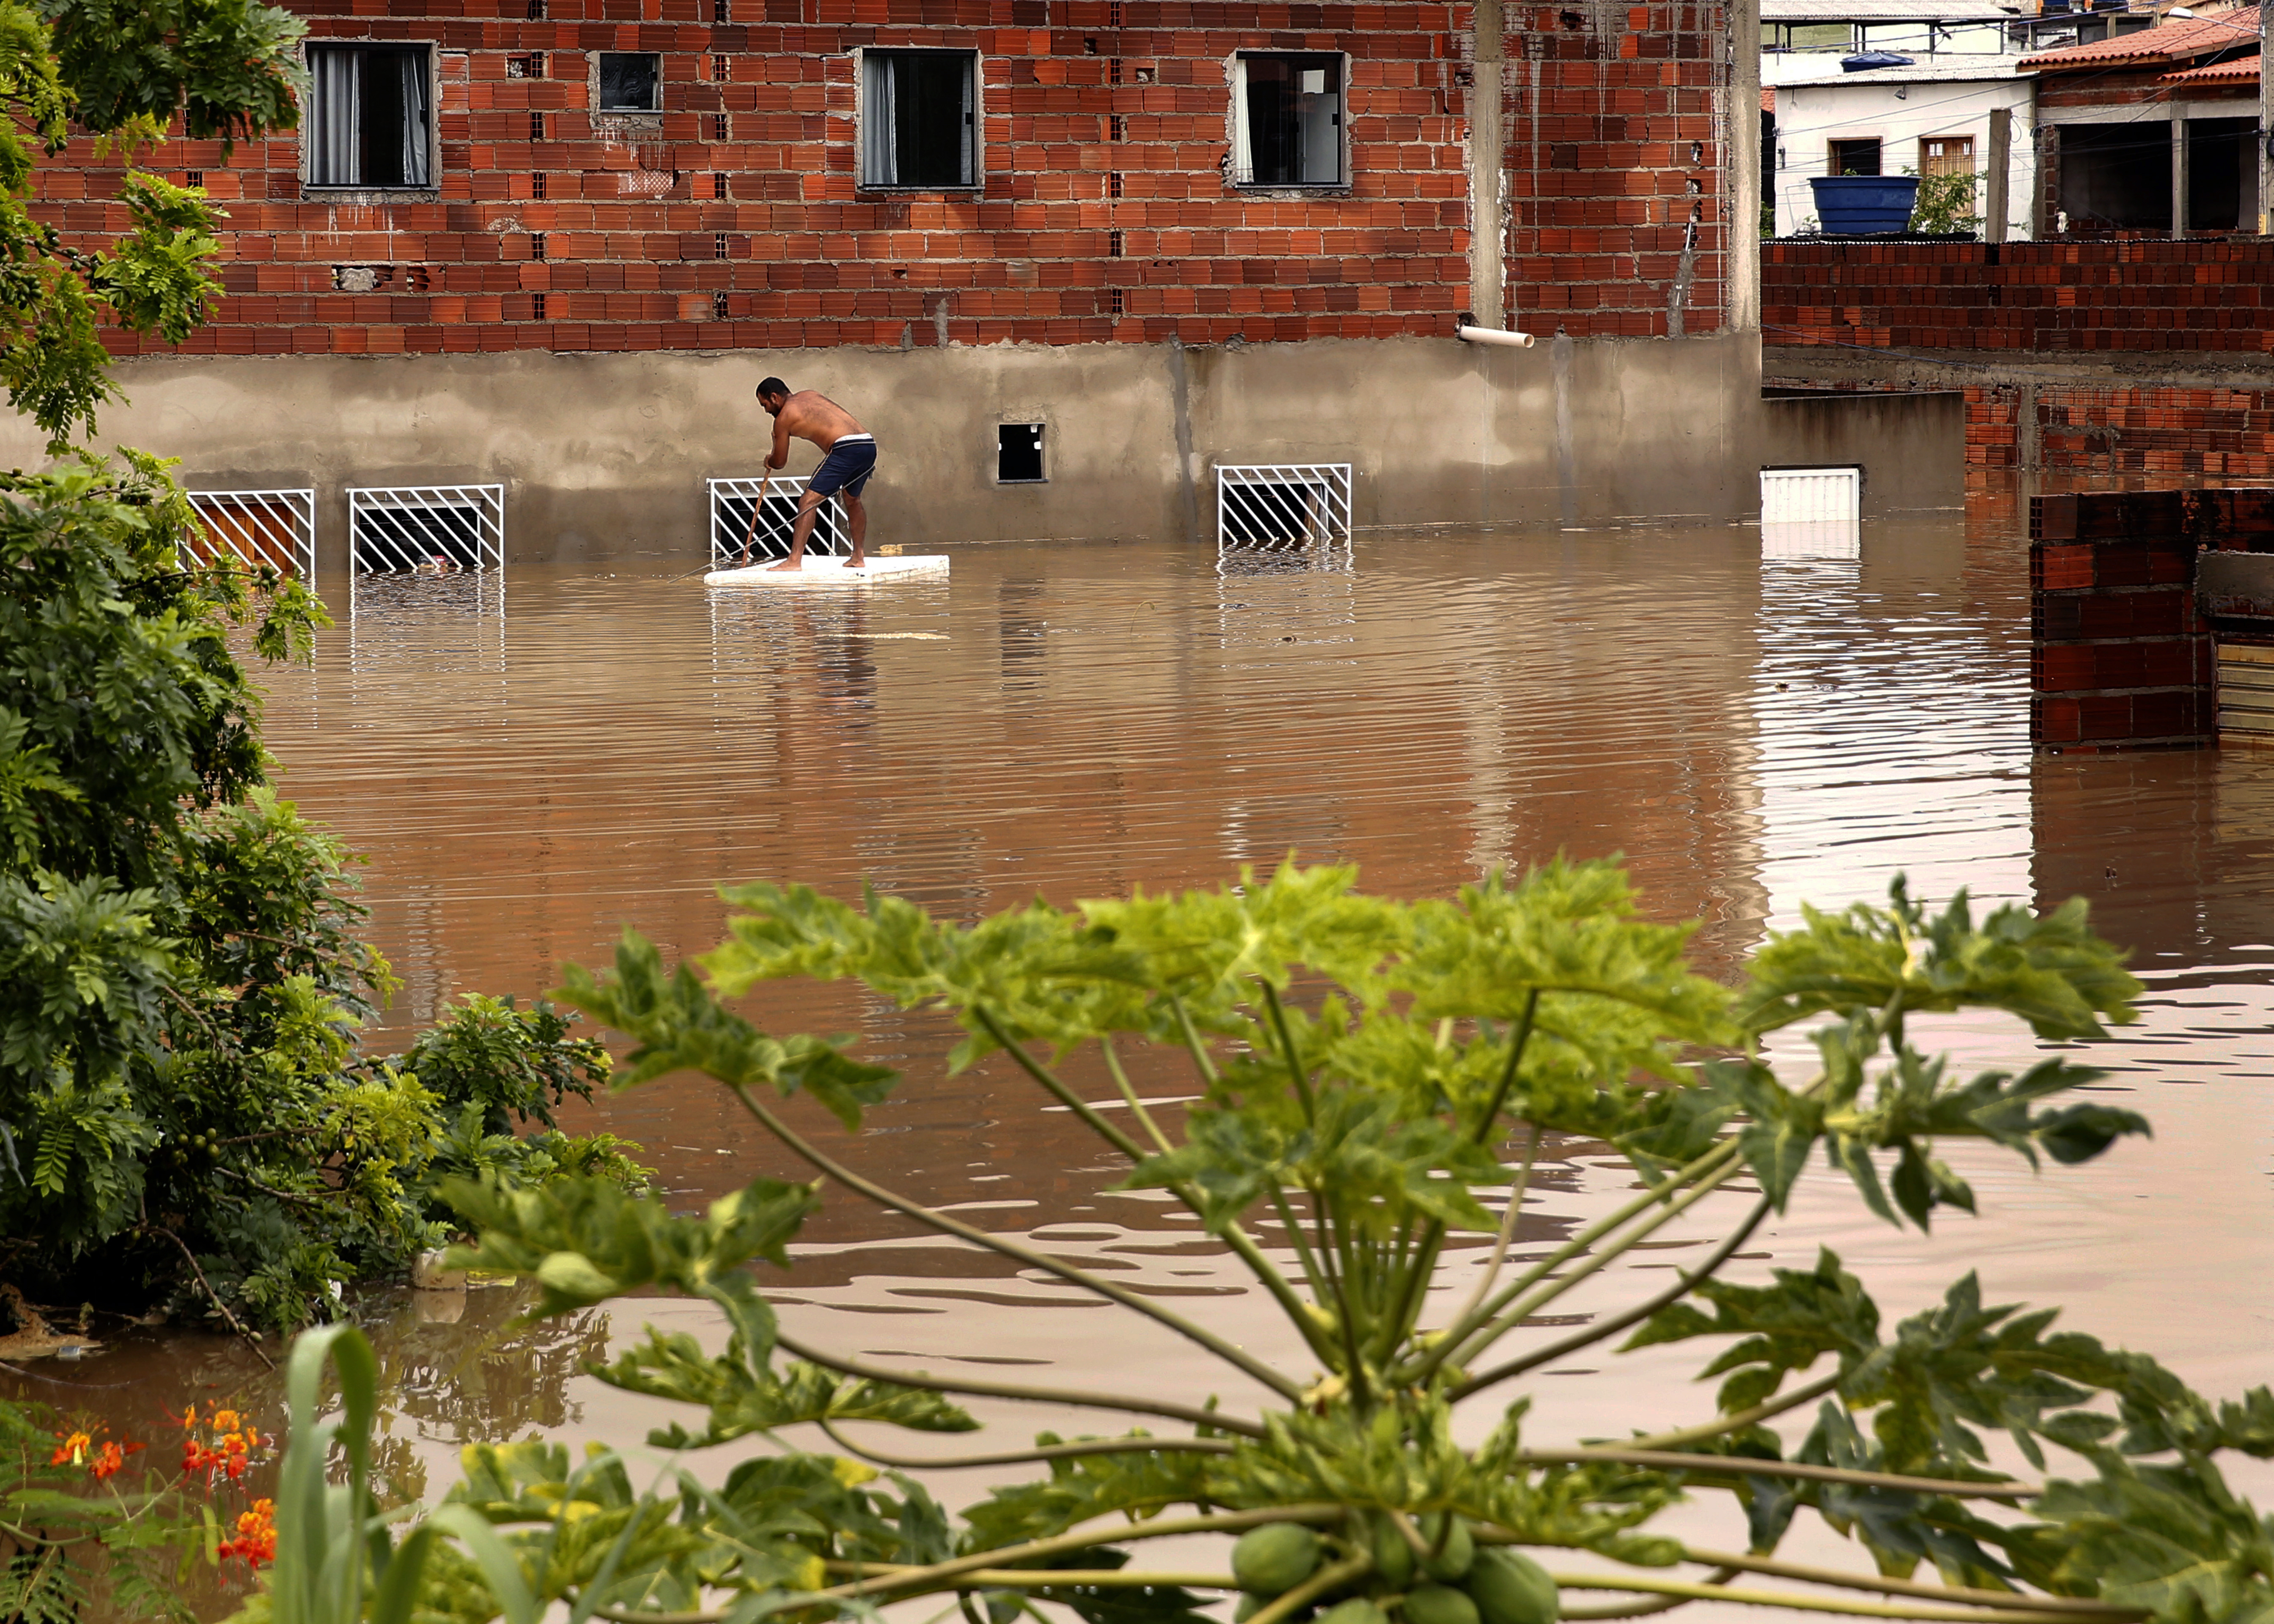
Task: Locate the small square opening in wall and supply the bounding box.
[599,52,662,112]
[998,423,1045,483]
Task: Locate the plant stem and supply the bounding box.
[1403,1139,1741,1385]
[1257,981,1316,1123]
[135,1216,273,1371]
[975,1008,1152,1165]
[1168,994,1222,1087]
[1448,1193,1772,1398]
[804,1504,1348,1606]
[1626,1369,1842,1452]
[1246,1553,1374,1624]
[816,1419,1236,1470]
[1271,1188,1332,1304]
[1563,1595,1705,1620]
[1099,1032,1176,1155]
[1436,1154,1748,1386]
[1367,998,1538,1367]
[826,1566,1243,1589]
[1505,1451,2036,1500]
[1676,1548,2146,1616]
[975,1012,1329,1366]
[1469,990,1541,1142]
[728,1084,1300,1401]
[777,1330,1265,1438]
[1312,1186,1372,1395]
[1417,1121,1538,1370]
[1546,1574,2102,1624]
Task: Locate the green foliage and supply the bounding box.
[256,865,2271,1624]
[1907,168,1986,237]
[0,454,648,1335]
[0,0,302,449]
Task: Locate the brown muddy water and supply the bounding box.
[11,517,2272,1615]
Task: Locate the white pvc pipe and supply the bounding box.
[1456,325,1536,348]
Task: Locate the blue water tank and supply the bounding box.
[1810,174,1922,233]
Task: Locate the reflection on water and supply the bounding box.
[40,518,2273,1601]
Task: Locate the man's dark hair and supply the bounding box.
[755,376,789,399]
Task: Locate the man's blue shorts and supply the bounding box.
[810,434,877,499]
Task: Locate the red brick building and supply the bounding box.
[35,0,1730,356]
[6,0,1924,555]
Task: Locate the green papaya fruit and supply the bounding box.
[1465,1548,1560,1624]
[1404,1586,1480,1624]
[1319,1600,1392,1624]
[1236,1597,1264,1622]
[1420,1515,1475,1583]
[1372,1517,1417,1590]
[1234,1523,1323,1598]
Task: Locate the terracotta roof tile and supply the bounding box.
[2019,5,2259,69]
[2157,49,2261,77]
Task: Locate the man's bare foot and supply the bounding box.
[846,554,866,569]
[767,557,802,572]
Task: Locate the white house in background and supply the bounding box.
[1761,0,2153,84]
[1771,59,2039,236]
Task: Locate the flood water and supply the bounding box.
[14,514,2273,1614]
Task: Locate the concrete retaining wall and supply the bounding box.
[0,332,1964,570]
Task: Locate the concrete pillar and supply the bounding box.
[2261,25,2273,234]
[1985,107,2010,245]
[1728,0,1762,330]
[2171,100,2189,240]
[1468,0,1506,329]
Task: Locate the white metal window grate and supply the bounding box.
[1760,466,1861,561]
[347,485,505,575]
[186,489,316,583]
[1217,464,1353,550]
[707,477,848,564]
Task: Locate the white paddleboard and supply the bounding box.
[704,555,949,587]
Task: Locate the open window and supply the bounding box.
[598,52,662,112]
[1827,137,1882,177]
[1231,53,1345,187]
[860,50,978,189]
[306,44,434,189]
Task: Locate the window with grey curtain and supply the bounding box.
[308,45,433,188]
[861,51,975,188]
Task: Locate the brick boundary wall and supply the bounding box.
[34,0,1728,360]
[2022,488,2274,752]
[1970,384,2274,485]
[1764,241,2274,354]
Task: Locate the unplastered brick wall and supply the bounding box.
[2029,488,2216,752]
[1964,384,2274,486]
[1509,3,1727,339]
[1763,241,2274,355]
[33,0,1726,358]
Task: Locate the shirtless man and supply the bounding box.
[751,378,875,571]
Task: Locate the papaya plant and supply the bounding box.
[249,862,2274,1624]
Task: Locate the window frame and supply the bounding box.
[1827,137,1884,177]
[596,51,664,114]
[1226,50,1351,194]
[855,47,983,194]
[1920,133,1976,180]
[300,39,440,199]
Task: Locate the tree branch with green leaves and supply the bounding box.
[243,863,2274,1624]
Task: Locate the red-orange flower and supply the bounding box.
[49,1430,92,1468]
[216,1498,276,1568]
